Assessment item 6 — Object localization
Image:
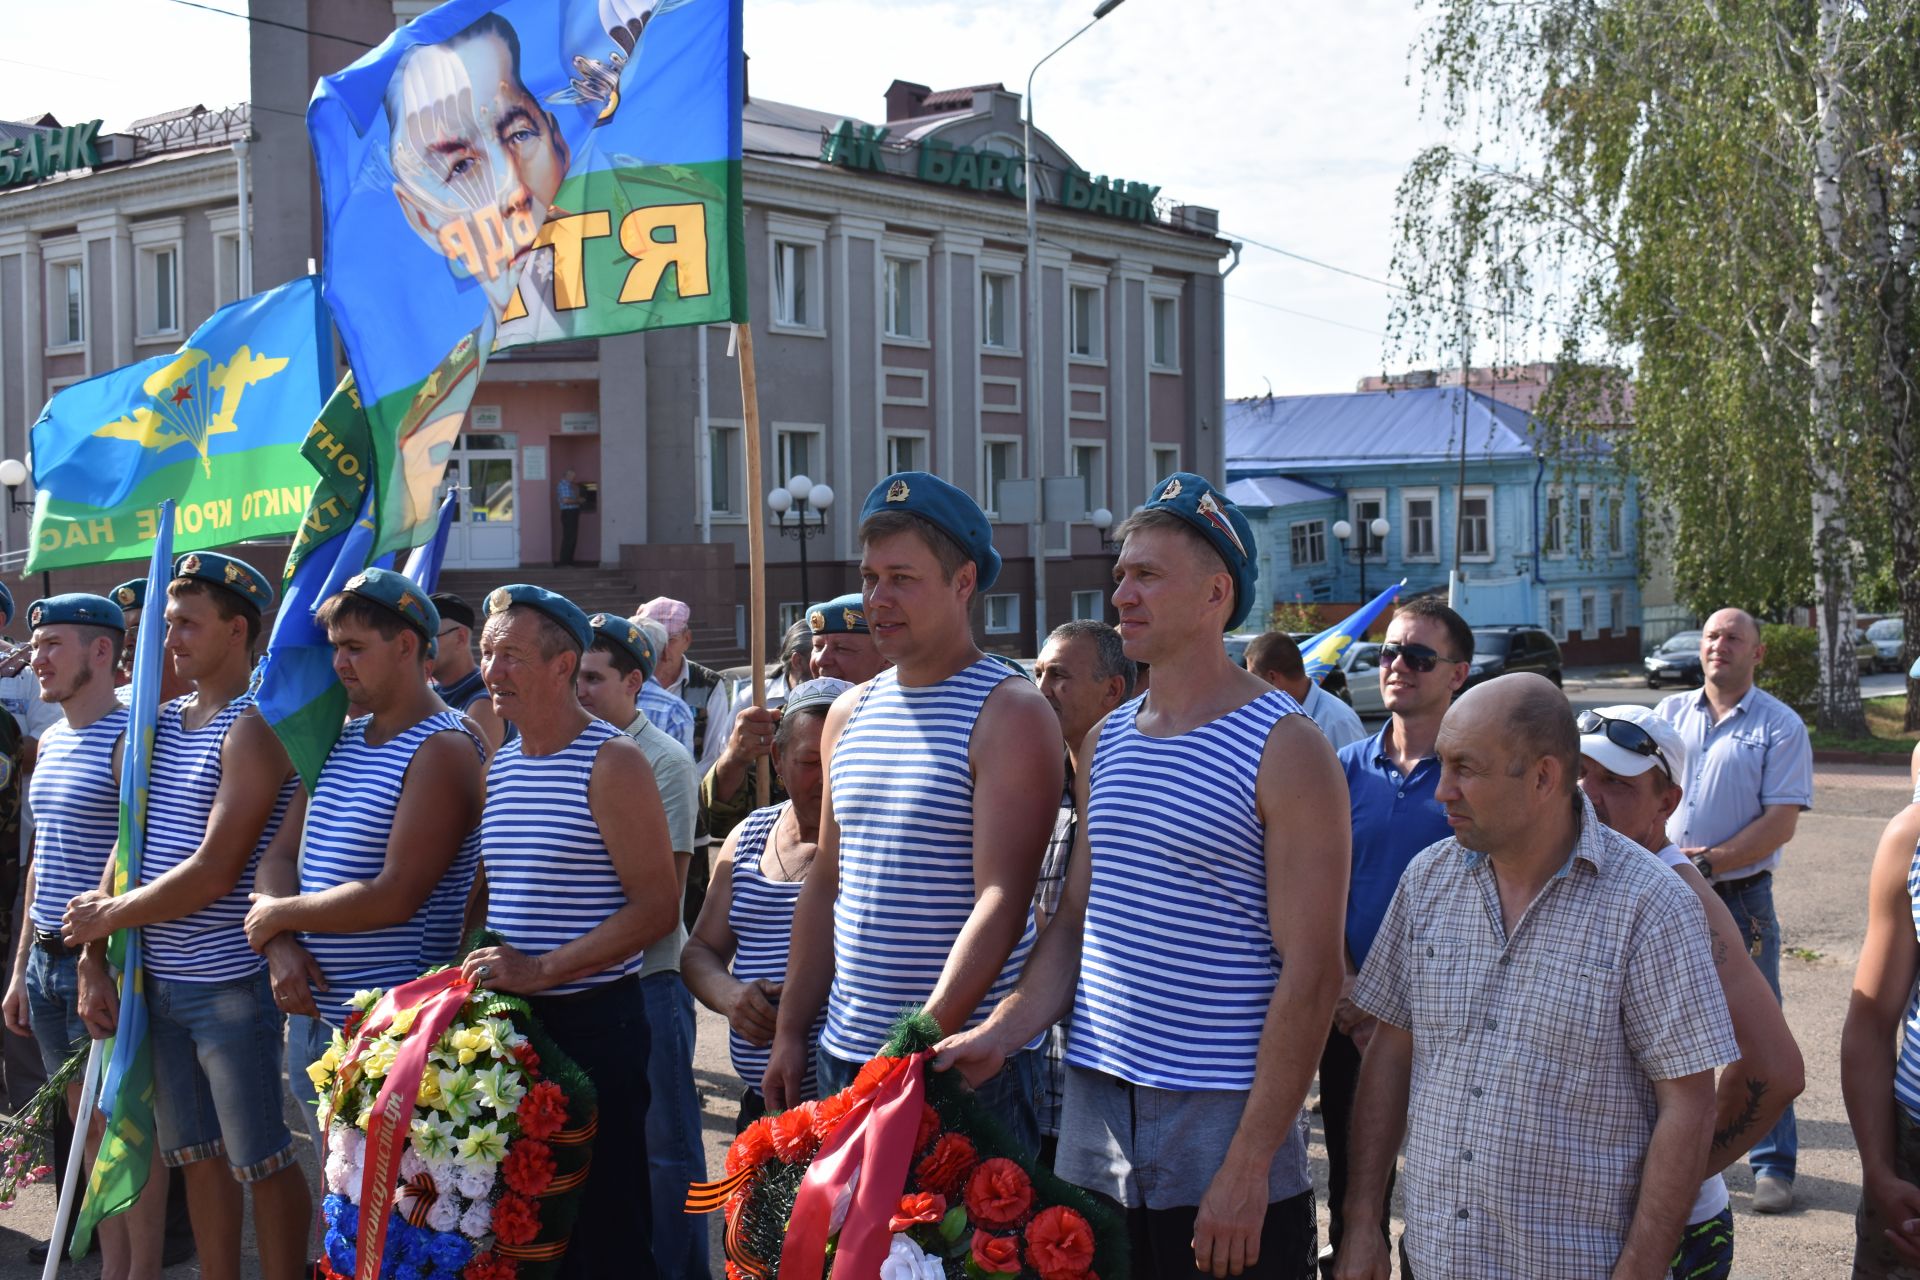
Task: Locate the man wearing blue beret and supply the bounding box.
[459,585,678,1280]
[63,553,311,1280]
[938,474,1349,1278]
[766,472,1063,1156]
[240,568,486,1152]
[806,591,889,685]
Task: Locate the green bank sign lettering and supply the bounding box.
[0,121,102,188]
[820,120,1161,223]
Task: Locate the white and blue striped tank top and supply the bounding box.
[1896,837,1920,1123]
[27,707,128,934]
[1069,688,1299,1090]
[727,803,824,1097]
[299,711,484,1025]
[143,693,295,983]
[820,659,1033,1060]
[481,718,636,995]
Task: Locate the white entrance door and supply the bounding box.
[442,437,520,569]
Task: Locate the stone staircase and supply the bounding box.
[432,566,747,667]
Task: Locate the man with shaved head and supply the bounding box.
[1333,675,1737,1280]
[1655,608,1814,1215]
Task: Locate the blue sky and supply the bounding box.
[5,0,1458,397]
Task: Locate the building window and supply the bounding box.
[775,425,824,486]
[1579,589,1596,636]
[985,594,1020,634]
[707,424,742,516]
[885,432,924,475]
[981,438,1020,517]
[1071,442,1107,515]
[1290,519,1327,568]
[772,241,817,329]
[1460,488,1493,560]
[778,602,807,631]
[1070,284,1103,359]
[1607,494,1624,554]
[1150,295,1178,369]
[1544,488,1565,557]
[1071,589,1104,621]
[1402,489,1437,561]
[1348,489,1386,559]
[1151,446,1180,487]
[1610,587,1627,634]
[884,255,924,341]
[50,261,83,347]
[1577,487,1595,555]
[981,271,1016,350]
[1547,592,1567,641]
[214,232,242,308]
[140,246,179,337]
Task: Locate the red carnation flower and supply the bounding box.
[849,1055,900,1102]
[725,1117,777,1175]
[515,1081,568,1141]
[464,1252,518,1280]
[511,1041,541,1071]
[970,1230,1022,1275]
[914,1103,940,1153]
[811,1090,856,1143]
[725,1265,749,1280]
[501,1139,556,1197]
[964,1158,1034,1230]
[769,1104,821,1163]
[913,1133,978,1199]
[490,1192,541,1247]
[888,1191,947,1233]
[1025,1205,1097,1280]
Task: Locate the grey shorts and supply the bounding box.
[1054,1063,1311,1211]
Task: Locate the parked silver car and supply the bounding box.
[1338,642,1389,718]
[1866,617,1905,672]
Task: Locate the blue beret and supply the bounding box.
[340,567,440,648]
[173,552,275,614]
[1139,472,1259,631]
[26,593,125,633]
[588,612,656,681]
[484,584,591,653]
[860,471,1001,592]
[111,579,148,612]
[807,592,868,635]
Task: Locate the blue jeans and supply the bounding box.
[640,972,709,1280]
[23,947,89,1081]
[817,1044,1044,1160]
[149,969,297,1181]
[284,1013,336,1156]
[1717,872,1795,1182]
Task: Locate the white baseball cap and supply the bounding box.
[1578,703,1687,786]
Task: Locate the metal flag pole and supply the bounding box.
[41,1039,105,1280]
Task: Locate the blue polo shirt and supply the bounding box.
[1340,725,1453,968]
[1655,683,1813,881]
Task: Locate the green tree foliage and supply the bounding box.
[1390,0,1920,732]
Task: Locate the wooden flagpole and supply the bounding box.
[735,322,771,806]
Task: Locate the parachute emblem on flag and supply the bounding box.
[89,345,292,478]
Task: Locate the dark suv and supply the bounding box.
[1463,626,1564,690]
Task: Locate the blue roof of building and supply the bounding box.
[1224,476,1342,510]
[1226,387,1545,473]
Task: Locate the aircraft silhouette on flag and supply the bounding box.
[90,345,290,477]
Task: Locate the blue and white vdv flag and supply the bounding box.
[1300,581,1405,682]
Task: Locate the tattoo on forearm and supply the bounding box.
[1712,1078,1768,1151]
[1709,927,1728,967]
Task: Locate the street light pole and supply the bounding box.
[767,474,835,608]
[1024,0,1128,653]
[1333,516,1391,606]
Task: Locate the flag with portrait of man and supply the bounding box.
[307,0,747,554]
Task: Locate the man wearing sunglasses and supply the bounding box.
[1319,597,1471,1274]
[427,591,511,754]
[1654,607,1814,1214]
[1578,705,1805,1278]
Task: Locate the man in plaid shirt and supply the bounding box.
[1333,675,1737,1280]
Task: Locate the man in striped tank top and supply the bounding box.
[427,592,510,753]
[767,472,1064,1157]
[1842,759,1920,1276]
[240,569,485,1150]
[574,612,708,1280]
[2,595,170,1276]
[938,473,1350,1279]
[459,585,678,1280]
[61,553,310,1280]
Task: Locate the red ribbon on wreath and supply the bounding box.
[342,969,477,1280]
[778,1051,930,1280]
